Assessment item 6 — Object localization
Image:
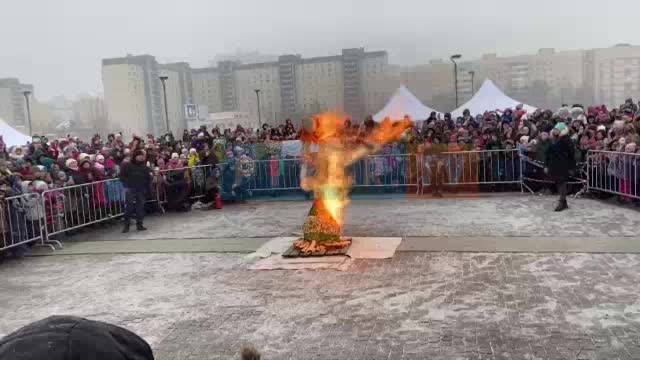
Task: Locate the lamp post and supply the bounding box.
[159,76,170,134]
[22,90,32,136]
[450,54,462,108]
[254,89,262,125]
[468,70,475,96]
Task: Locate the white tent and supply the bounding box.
[451,79,536,118]
[374,85,440,122]
[0,118,32,147]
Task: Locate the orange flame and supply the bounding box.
[301,112,412,227]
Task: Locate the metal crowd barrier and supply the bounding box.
[1,193,51,252]
[1,149,641,255]
[157,164,217,208]
[240,154,423,192]
[249,158,302,191]
[40,178,126,247]
[350,154,420,188]
[519,155,589,197]
[435,149,522,188]
[586,150,640,199]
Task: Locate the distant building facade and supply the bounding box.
[420,44,639,111]
[0,78,33,130]
[186,48,390,125]
[102,55,196,136]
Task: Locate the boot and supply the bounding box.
[122,222,130,233]
[136,223,147,231]
[554,200,568,212]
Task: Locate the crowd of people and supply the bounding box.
[0,98,640,198]
[0,98,640,254]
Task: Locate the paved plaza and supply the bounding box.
[70,195,640,240]
[0,196,640,359]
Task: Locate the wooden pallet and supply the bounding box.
[282,238,352,258]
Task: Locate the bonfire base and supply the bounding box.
[282,238,352,258]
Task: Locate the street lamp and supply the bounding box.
[468,71,475,96]
[450,54,462,108]
[22,90,32,136]
[159,76,170,134]
[254,89,262,126]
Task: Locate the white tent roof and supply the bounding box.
[0,118,32,147]
[451,79,536,117]
[374,85,440,122]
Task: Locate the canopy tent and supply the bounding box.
[374,85,440,122]
[450,79,536,118]
[0,118,32,147]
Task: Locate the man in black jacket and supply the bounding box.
[545,122,576,212]
[119,150,151,232]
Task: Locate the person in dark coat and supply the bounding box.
[0,315,154,360]
[545,122,576,211]
[119,150,151,232]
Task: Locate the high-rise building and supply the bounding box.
[235,61,281,124]
[586,44,640,109]
[102,55,196,136]
[218,61,240,112]
[206,48,390,124]
[102,54,164,136]
[0,78,33,130]
[192,67,222,114]
[294,55,344,115]
[420,44,639,112]
[159,64,190,136]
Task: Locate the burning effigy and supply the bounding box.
[283,113,411,257]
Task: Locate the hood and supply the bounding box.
[0,315,154,360]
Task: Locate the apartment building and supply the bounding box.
[359,50,389,117]
[294,55,345,114]
[235,62,281,124]
[102,55,198,136]
[586,44,640,108]
[424,44,639,111]
[102,54,164,135]
[158,66,186,136]
[192,67,222,114]
[199,48,390,124]
[0,78,33,130]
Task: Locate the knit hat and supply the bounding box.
[65,159,78,170]
[0,315,154,360]
[32,180,48,192]
[570,106,585,119]
[171,153,179,159]
[553,122,569,136]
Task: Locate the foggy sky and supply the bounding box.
[0,0,639,101]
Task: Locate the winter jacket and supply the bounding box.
[119,161,151,191]
[535,139,551,165]
[545,135,576,178]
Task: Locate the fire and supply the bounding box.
[300,112,412,228]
